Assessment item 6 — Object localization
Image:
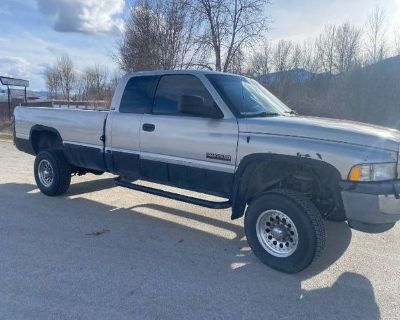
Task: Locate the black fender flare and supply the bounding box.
[30,125,63,154]
[231,153,342,220]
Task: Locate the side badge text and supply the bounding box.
[206,152,232,162]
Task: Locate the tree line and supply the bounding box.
[45,2,400,128]
[119,2,399,75]
[118,0,270,73]
[45,55,119,104]
[243,6,400,128]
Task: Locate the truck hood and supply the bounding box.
[241,116,400,152]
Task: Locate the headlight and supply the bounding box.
[348,163,397,182]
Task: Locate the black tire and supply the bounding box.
[34,149,71,196]
[245,189,325,273]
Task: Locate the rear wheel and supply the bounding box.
[245,189,325,273]
[34,150,71,196]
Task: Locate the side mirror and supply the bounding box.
[178,95,223,119]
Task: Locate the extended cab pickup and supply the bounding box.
[14,70,400,273]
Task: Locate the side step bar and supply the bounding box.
[114,178,232,209]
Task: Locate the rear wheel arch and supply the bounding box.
[231,153,344,220]
[30,125,63,154]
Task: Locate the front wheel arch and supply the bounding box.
[231,153,343,220]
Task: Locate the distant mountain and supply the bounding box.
[267,68,315,83]
[0,88,48,102]
[259,55,400,84]
[362,55,400,72]
[267,54,400,130]
[259,68,332,84]
[32,90,49,98]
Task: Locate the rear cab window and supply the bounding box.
[119,76,158,113]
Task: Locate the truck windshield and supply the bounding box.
[206,74,293,118]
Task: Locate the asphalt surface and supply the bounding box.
[0,140,399,320]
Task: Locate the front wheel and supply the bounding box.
[34,149,71,196]
[245,189,325,273]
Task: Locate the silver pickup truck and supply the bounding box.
[14,70,400,273]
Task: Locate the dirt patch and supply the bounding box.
[0,117,12,134]
[0,117,13,141]
[0,134,12,141]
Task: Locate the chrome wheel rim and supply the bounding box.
[38,159,54,187]
[256,209,299,257]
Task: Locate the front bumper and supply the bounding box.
[340,180,400,233]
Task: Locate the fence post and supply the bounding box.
[7,85,11,118]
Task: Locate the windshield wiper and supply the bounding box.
[284,110,297,115]
[242,111,280,118]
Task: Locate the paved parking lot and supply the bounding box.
[0,140,399,319]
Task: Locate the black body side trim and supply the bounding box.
[15,137,35,155]
[114,177,231,209]
[63,143,106,172]
[340,180,400,196]
[140,159,233,198]
[111,151,140,178]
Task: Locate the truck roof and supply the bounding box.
[123,69,241,78]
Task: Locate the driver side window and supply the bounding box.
[153,75,215,115]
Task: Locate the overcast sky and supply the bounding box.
[0,0,399,90]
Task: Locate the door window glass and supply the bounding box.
[153,75,215,115]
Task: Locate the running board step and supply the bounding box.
[114,178,231,209]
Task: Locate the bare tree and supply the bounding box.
[394,26,400,56]
[56,55,76,101]
[118,0,198,72]
[105,73,121,103]
[272,40,294,73]
[74,73,85,101]
[157,0,200,69]
[81,65,109,101]
[316,25,336,74]
[197,0,270,72]
[299,40,320,73]
[45,66,61,99]
[248,41,272,85]
[226,48,246,74]
[365,6,387,64]
[118,1,161,72]
[291,44,302,70]
[334,23,361,73]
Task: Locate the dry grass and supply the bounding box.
[0,116,12,139]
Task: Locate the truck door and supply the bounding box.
[106,75,158,177]
[140,74,239,198]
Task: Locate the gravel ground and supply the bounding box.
[0,140,399,320]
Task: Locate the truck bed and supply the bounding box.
[14,106,108,149]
